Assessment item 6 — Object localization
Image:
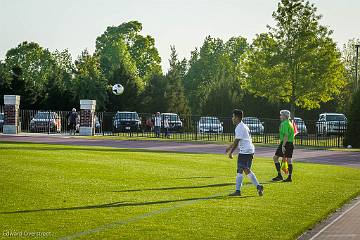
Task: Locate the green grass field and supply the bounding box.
[1,142,360,240]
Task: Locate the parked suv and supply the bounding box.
[243,117,264,135]
[316,113,347,136]
[30,111,61,133]
[197,116,223,134]
[113,111,141,133]
[160,113,183,132]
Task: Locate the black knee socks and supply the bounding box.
[275,162,281,175]
[288,164,293,177]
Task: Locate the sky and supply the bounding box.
[0,0,359,71]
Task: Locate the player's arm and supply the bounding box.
[226,139,240,159]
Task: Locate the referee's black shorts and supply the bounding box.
[275,142,294,158]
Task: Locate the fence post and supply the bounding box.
[3,95,20,134]
[79,99,96,136]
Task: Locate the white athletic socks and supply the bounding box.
[247,171,260,187]
[236,173,243,191]
[236,171,261,191]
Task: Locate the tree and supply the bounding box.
[184,36,248,115]
[98,39,144,111]
[42,50,75,110]
[0,61,12,104]
[4,42,54,109]
[164,46,190,115]
[344,89,360,148]
[73,50,108,110]
[339,39,360,111]
[141,67,167,113]
[96,21,162,79]
[244,0,346,118]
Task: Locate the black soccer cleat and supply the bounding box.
[257,185,264,196]
[283,177,292,182]
[272,175,283,182]
[229,190,241,196]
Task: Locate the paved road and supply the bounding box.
[1,134,360,168]
[1,134,360,240]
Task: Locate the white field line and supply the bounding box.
[308,198,360,240]
[58,192,226,240]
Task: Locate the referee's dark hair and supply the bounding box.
[232,109,243,120]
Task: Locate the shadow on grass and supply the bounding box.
[0,194,254,215]
[110,180,280,193]
[0,142,211,155]
[175,176,215,180]
[112,183,234,193]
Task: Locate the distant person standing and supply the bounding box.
[68,108,79,135]
[146,117,154,132]
[154,112,161,138]
[164,117,170,138]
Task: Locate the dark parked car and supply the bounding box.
[113,111,141,133]
[160,113,183,132]
[30,111,61,133]
[0,113,4,131]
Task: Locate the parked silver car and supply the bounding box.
[294,117,307,136]
[316,113,347,136]
[198,116,223,134]
[242,117,264,135]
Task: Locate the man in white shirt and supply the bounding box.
[154,112,162,138]
[226,109,264,196]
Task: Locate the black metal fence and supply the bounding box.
[0,109,349,148]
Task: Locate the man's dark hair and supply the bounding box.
[232,109,243,120]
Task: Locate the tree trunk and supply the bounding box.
[290,62,297,120]
[290,102,295,120]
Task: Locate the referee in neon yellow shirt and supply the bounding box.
[272,110,295,182]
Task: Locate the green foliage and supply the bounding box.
[244,0,346,117]
[41,50,74,110]
[4,42,54,108]
[141,68,167,113]
[164,46,190,115]
[0,15,351,119]
[95,20,164,111]
[1,43,77,110]
[0,61,12,104]
[184,36,248,115]
[344,90,360,147]
[73,50,108,110]
[98,39,144,111]
[338,39,360,112]
[96,20,162,79]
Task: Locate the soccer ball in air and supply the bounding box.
[112,84,124,95]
